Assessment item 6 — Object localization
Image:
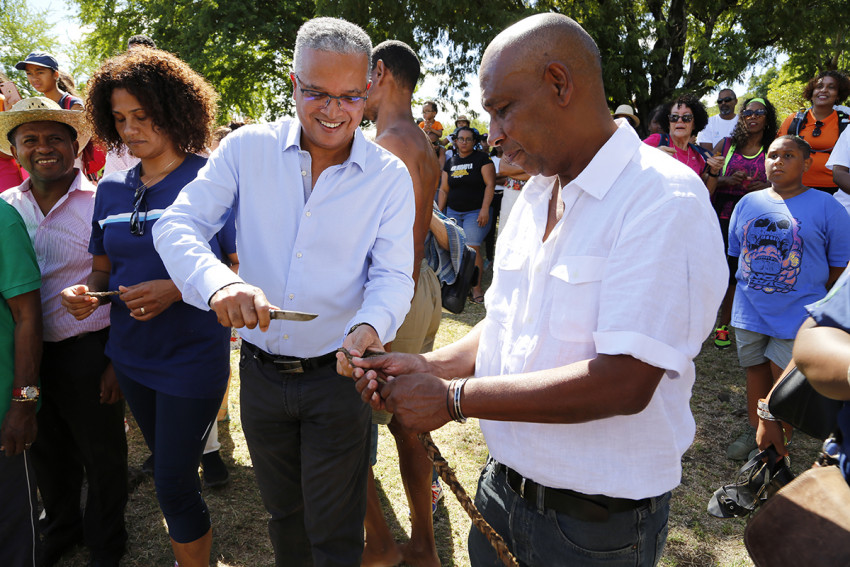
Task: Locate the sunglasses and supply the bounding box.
[130,185,148,236]
[669,114,694,123]
[813,120,824,138]
[717,96,736,104]
[741,109,767,118]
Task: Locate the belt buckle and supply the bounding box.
[273,359,304,374]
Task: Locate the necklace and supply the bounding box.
[137,156,180,192]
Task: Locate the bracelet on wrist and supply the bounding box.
[453,378,469,424]
[707,170,720,178]
[757,398,778,421]
[446,379,456,421]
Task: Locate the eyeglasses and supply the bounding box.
[130,185,148,236]
[741,109,767,118]
[669,114,694,123]
[456,137,474,143]
[294,74,368,111]
[813,121,824,138]
[717,96,736,104]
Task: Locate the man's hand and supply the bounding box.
[209,283,276,331]
[337,324,384,376]
[380,373,453,433]
[756,418,791,457]
[100,363,122,404]
[349,352,431,408]
[119,280,181,321]
[61,284,100,321]
[0,402,36,457]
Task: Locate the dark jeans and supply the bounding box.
[116,369,222,544]
[239,344,371,567]
[32,329,128,561]
[0,449,40,566]
[468,458,671,567]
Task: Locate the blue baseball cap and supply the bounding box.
[15,52,59,71]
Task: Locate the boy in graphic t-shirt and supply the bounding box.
[726,135,850,460]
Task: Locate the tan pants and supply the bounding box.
[392,261,442,355]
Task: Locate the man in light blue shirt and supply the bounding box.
[153,17,415,567]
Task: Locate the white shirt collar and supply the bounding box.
[282,118,368,172]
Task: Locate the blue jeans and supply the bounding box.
[468,458,670,567]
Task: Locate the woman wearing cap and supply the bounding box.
[778,70,850,193]
[437,125,496,303]
[60,48,234,567]
[15,51,83,110]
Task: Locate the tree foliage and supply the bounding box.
[0,0,59,94]
[71,0,830,129]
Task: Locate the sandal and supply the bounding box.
[470,294,485,304]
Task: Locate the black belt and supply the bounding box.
[496,461,649,523]
[244,342,337,374]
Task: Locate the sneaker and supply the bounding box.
[431,479,443,514]
[202,450,230,489]
[727,427,758,460]
[714,325,731,349]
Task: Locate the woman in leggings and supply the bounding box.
[61,47,233,566]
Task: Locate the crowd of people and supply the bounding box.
[1,10,850,567]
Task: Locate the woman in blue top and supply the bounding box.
[61,48,231,566]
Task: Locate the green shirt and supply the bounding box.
[0,200,41,423]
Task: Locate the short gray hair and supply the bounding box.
[292,17,372,80]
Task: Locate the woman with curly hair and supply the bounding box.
[643,93,713,181]
[704,96,776,356]
[60,47,234,567]
[779,70,850,193]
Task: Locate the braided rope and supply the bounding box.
[418,432,519,567]
[336,349,518,566]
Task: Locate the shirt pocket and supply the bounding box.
[548,256,607,342]
[487,245,527,325]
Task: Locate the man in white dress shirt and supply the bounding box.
[352,13,727,566]
[153,18,415,567]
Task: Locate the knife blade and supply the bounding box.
[268,309,318,321]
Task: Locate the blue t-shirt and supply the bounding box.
[728,188,850,339]
[89,154,236,398]
[806,268,850,481]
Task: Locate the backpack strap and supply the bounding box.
[659,133,670,147]
[838,111,849,136]
[787,110,807,136]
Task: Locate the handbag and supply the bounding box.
[768,366,842,440]
[744,462,850,566]
[441,245,478,314]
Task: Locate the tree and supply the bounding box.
[0,0,59,94]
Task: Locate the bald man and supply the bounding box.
[352,13,727,566]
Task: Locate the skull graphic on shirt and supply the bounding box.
[740,212,803,293]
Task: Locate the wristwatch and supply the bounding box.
[347,322,375,336]
[12,385,40,402]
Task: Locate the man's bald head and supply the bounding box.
[481,13,604,98]
[479,13,616,181]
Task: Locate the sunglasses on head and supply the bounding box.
[812,121,824,138]
[668,114,694,123]
[717,96,736,104]
[741,109,767,118]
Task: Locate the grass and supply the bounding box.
[55,294,822,566]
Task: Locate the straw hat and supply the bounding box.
[0,96,90,156]
[613,104,640,126]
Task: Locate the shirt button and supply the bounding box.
[283,334,289,340]
[296,252,302,258]
[289,294,294,299]
[301,170,307,176]
[305,211,312,217]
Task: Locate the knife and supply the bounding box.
[269,309,318,321]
